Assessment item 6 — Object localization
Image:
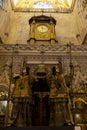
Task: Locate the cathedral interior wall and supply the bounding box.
[0,0,87,128]
[0,0,87,45]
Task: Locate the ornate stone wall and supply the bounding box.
[0,43,87,128]
[0,43,87,75]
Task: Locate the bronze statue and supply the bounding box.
[31,64,50,126]
[50,65,68,98]
[49,64,71,126]
[10,66,33,127]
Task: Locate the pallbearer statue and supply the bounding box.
[31,64,50,126]
[10,66,33,127]
[49,64,72,126]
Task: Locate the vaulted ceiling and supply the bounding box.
[11,0,75,12]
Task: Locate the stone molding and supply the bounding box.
[0,44,87,55]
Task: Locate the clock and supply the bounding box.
[37,25,48,33]
[35,24,50,40]
[28,15,58,44]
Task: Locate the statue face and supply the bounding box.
[22,68,26,75]
[55,65,59,73]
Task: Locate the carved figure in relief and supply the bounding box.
[77,0,87,11]
[0,64,10,91]
[71,65,87,92]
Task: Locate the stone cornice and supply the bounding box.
[0,44,87,56]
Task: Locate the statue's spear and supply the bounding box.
[67,42,74,125]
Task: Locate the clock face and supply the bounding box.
[37,25,48,33]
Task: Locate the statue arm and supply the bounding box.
[15,76,22,88]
